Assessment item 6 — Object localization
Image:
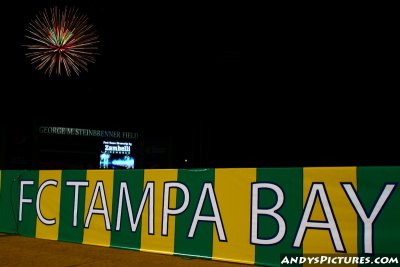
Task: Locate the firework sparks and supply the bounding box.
[25,6,99,76]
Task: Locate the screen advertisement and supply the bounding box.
[99,140,134,169]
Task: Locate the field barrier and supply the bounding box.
[0,167,399,266]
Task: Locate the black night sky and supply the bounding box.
[1,2,399,169]
[5,1,241,98]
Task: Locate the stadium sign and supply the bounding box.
[1,167,399,266]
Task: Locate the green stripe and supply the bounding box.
[58,170,87,243]
[0,171,24,233]
[111,169,144,250]
[18,170,39,237]
[255,168,303,267]
[357,167,400,254]
[174,168,215,259]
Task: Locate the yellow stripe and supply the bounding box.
[212,168,256,264]
[83,170,114,247]
[36,170,62,240]
[303,167,357,256]
[140,169,178,255]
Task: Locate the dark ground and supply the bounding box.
[0,234,251,267]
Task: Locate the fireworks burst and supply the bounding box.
[25,6,99,76]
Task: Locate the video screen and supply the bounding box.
[99,140,134,169]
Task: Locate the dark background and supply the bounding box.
[1,2,399,169]
[3,1,242,102]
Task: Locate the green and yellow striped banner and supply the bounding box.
[0,167,399,266]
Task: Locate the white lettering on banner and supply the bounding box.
[116,181,154,234]
[19,180,34,221]
[36,180,58,225]
[188,183,226,241]
[293,183,345,252]
[251,183,286,245]
[16,179,397,254]
[162,182,190,236]
[66,181,89,227]
[342,183,397,254]
[85,181,111,230]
